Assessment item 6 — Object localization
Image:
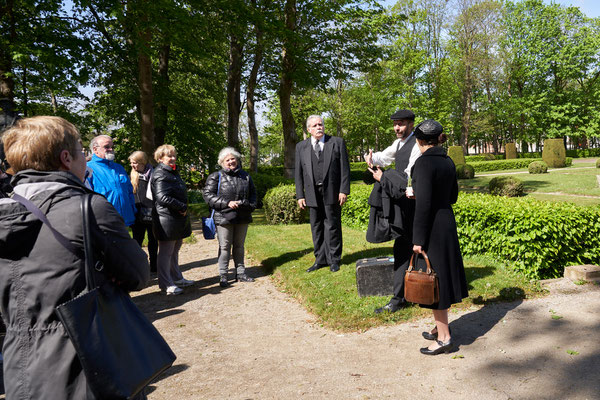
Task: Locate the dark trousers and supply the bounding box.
[309,188,342,265]
[131,221,158,272]
[390,235,412,306]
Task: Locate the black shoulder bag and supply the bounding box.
[12,193,176,399]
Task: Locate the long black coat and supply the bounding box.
[203,167,256,225]
[0,170,149,399]
[294,135,350,206]
[151,163,192,241]
[411,146,468,309]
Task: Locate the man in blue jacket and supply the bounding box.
[87,135,137,226]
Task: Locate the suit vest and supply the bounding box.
[311,145,324,186]
[395,134,416,173]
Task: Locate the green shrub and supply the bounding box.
[542,138,567,168]
[465,154,496,162]
[488,176,524,197]
[505,143,517,159]
[187,189,205,204]
[248,172,292,208]
[517,152,542,159]
[597,159,600,168]
[340,188,600,279]
[257,165,285,176]
[469,158,542,172]
[565,157,573,167]
[528,161,548,174]
[565,148,600,158]
[448,146,466,166]
[262,184,306,224]
[456,164,475,179]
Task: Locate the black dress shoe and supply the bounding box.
[306,263,325,272]
[422,327,452,341]
[329,264,340,272]
[420,339,453,355]
[374,302,405,314]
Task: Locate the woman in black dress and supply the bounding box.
[410,120,468,355]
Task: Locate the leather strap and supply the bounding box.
[408,250,434,275]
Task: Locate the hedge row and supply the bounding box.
[469,158,572,172]
[465,148,600,162]
[338,185,600,279]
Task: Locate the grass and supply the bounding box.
[459,160,600,206]
[245,213,545,332]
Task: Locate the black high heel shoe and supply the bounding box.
[422,327,451,341]
[420,339,453,355]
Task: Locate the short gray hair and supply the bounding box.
[89,134,112,152]
[306,115,323,130]
[218,146,242,167]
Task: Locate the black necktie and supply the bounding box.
[313,140,321,159]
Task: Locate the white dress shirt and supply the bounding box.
[311,136,324,152]
[366,132,421,178]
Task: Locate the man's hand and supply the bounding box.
[413,245,423,254]
[368,166,383,182]
[338,193,347,206]
[298,198,306,209]
[364,149,374,168]
[228,200,240,209]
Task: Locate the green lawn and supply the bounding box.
[245,215,544,332]
[459,161,600,206]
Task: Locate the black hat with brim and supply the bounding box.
[390,109,415,121]
[414,120,443,140]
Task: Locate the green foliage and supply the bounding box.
[262,184,305,225]
[448,146,466,166]
[248,172,293,208]
[342,187,600,280]
[566,148,600,158]
[340,184,372,230]
[528,161,548,174]
[488,176,524,197]
[470,158,542,172]
[597,159,600,169]
[505,143,517,159]
[466,154,505,162]
[456,164,475,179]
[542,138,567,168]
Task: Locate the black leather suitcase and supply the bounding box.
[355,257,394,297]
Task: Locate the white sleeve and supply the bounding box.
[404,142,422,179]
[368,139,400,167]
[146,174,153,201]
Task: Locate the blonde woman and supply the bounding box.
[129,151,157,272]
[150,144,194,295]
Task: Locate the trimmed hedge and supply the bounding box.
[456,164,475,179]
[542,138,567,167]
[528,161,548,174]
[340,185,600,279]
[469,158,572,172]
[262,184,306,224]
[597,159,600,168]
[566,148,600,158]
[505,143,517,159]
[448,146,466,166]
[488,176,524,197]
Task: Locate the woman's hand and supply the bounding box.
[228,200,240,209]
[368,166,383,182]
[413,245,423,254]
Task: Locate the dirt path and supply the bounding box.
[132,223,600,400]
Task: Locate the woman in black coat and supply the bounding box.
[0,116,149,399]
[151,144,194,295]
[203,147,257,287]
[411,120,468,356]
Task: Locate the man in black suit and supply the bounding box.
[367,109,421,313]
[295,115,350,273]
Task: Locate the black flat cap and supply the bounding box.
[414,120,443,139]
[390,109,415,121]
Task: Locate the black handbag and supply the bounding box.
[13,193,176,399]
[138,206,153,224]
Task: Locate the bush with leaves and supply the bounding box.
[505,143,517,159]
[456,164,475,179]
[528,161,548,174]
[448,146,465,166]
[542,138,567,167]
[249,172,292,208]
[488,176,524,197]
[339,188,600,279]
[262,184,306,224]
[596,159,600,168]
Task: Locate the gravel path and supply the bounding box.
[132,225,600,400]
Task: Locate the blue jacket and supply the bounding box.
[87,154,137,226]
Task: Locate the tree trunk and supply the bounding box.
[279,0,297,179]
[246,6,264,173]
[137,31,155,156]
[154,43,170,149]
[49,88,58,114]
[227,34,243,150]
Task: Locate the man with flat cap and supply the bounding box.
[296,114,350,273]
[365,109,421,314]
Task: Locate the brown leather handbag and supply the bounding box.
[404,251,439,305]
